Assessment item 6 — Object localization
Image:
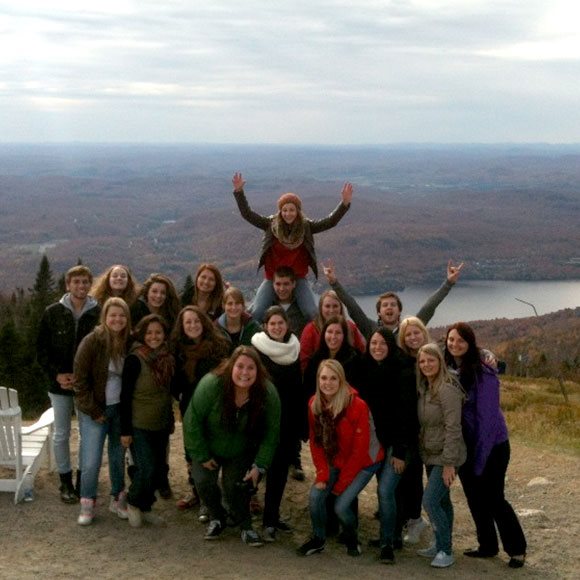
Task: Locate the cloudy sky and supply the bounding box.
[1,0,579,144]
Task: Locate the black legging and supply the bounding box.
[459,440,526,557]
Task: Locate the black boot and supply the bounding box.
[59,471,78,504]
[74,470,82,498]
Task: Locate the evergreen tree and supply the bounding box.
[181,274,194,305]
[30,254,56,313]
[27,255,57,347]
[182,274,194,296]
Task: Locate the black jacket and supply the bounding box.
[36,298,100,395]
[357,352,418,461]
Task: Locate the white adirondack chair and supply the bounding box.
[0,386,54,504]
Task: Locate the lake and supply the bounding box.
[352,280,580,327]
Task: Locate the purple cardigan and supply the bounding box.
[461,364,509,476]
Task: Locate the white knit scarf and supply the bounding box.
[251,331,300,365]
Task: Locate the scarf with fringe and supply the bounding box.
[133,342,174,388]
[270,213,306,250]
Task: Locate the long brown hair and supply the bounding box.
[187,263,225,316]
[444,322,482,389]
[91,264,139,306]
[94,297,131,361]
[171,305,230,351]
[138,273,180,326]
[216,346,270,435]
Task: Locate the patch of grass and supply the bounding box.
[501,376,580,454]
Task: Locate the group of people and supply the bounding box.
[35,173,526,569]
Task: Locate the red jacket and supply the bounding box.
[308,391,384,495]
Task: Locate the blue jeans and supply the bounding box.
[309,463,380,540]
[128,428,169,512]
[377,452,404,547]
[78,404,125,499]
[48,392,80,474]
[423,465,454,554]
[251,278,317,322]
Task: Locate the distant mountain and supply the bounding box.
[1,144,579,294]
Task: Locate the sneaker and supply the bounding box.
[241,528,264,547]
[290,465,305,481]
[297,537,326,556]
[346,541,362,557]
[263,526,277,542]
[417,544,438,558]
[204,519,223,540]
[198,504,209,523]
[176,491,199,510]
[142,511,167,527]
[380,545,395,564]
[127,503,142,528]
[77,498,95,526]
[430,551,455,568]
[109,491,128,520]
[404,516,428,544]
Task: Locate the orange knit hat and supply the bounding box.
[277,192,302,211]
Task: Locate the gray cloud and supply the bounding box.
[1,0,578,142]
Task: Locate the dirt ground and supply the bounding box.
[1,423,578,580]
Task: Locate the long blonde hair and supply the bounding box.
[95,297,131,362]
[416,343,461,399]
[311,359,352,418]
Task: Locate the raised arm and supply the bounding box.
[415,260,464,325]
[308,182,353,234]
[231,172,271,230]
[323,260,377,339]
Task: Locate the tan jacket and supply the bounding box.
[417,380,466,467]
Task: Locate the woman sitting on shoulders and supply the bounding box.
[215,287,261,349]
[445,322,526,569]
[232,172,352,322]
[297,359,384,558]
[181,263,225,321]
[300,290,366,372]
[415,343,466,569]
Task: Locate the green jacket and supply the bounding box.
[183,372,281,469]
